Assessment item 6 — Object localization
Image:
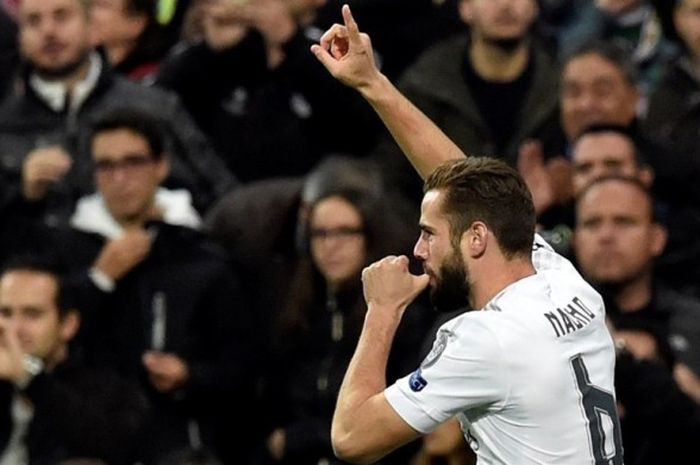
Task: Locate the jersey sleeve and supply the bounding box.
[384,316,506,433]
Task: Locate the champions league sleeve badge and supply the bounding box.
[408,329,453,392]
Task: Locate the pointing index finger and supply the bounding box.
[342,4,362,46]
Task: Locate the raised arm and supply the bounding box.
[310,5,465,180]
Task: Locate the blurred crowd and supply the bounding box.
[0,0,699,464]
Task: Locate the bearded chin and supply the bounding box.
[34,51,90,80]
[483,36,524,53]
[430,256,471,313]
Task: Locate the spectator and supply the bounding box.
[372,0,561,205]
[0,0,235,230]
[533,123,654,256]
[203,155,390,357]
[88,0,174,82]
[259,186,433,465]
[573,175,700,407]
[156,0,381,182]
[0,256,150,465]
[557,0,677,95]
[644,0,700,163]
[203,155,410,461]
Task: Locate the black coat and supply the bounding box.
[156,30,382,182]
[0,352,150,465]
[615,351,700,465]
[38,222,257,463]
[259,278,434,465]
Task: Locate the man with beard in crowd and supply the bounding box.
[370,0,560,208]
[311,6,623,465]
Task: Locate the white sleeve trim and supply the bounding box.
[385,383,442,434]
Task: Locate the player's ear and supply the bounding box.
[462,221,488,258]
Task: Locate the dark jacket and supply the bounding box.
[0,352,150,465]
[259,278,433,465]
[372,35,562,203]
[615,350,700,465]
[645,56,698,148]
[604,283,700,378]
[0,8,17,100]
[625,72,700,291]
[156,29,382,182]
[34,222,256,463]
[0,53,236,222]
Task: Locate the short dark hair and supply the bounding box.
[88,108,166,160]
[573,123,647,165]
[0,255,74,317]
[424,158,536,258]
[563,39,640,87]
[576,174,658,222]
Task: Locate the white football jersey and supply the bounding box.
[385,235,623,464]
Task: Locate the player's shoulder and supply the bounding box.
[436,311,504,357]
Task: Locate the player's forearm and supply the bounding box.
[358,73,466,180]
[331,304,402,463]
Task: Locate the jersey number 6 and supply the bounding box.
[571,355,623,465]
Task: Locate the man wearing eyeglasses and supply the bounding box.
[14,107,256,464]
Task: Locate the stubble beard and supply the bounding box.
[33,49,91,81]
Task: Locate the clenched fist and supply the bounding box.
[361,255,429,311]
[22,146,72,201]
[93,229,152,281]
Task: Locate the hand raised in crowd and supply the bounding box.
[310,4,382,94]
[0,319,29,386]
[361,255,429,314]
[518,140,573,214]
[142,351,190,393]
[22,146,72,201]
[518,140,555,216]
[93,229,152,281]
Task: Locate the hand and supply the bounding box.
[518,140,555,216]
[362,256,429,312]
[310,4,382,93]
[266,428,286,461]
[615,329,660,362]
[546,156,573,206]
[674,362,700,405]
[142,351,190,393]
[22,146,72,201]
[0,319,30,385]
[93,229,152,281]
